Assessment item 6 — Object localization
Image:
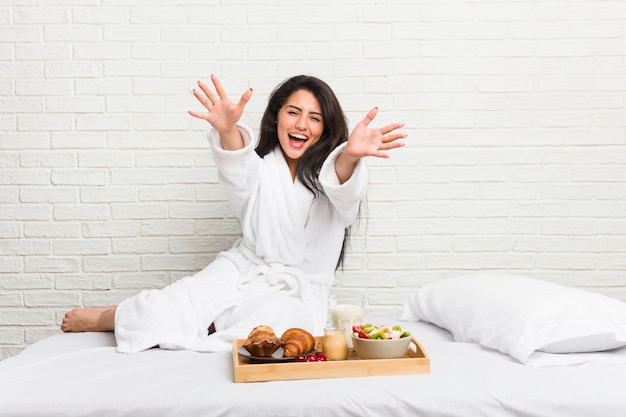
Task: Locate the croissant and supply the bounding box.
[281,328,315,357]
[242,325,282,357]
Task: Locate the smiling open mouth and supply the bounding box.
[288,133,308,149]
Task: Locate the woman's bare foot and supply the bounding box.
[61,306,117,332]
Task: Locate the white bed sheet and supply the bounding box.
[1,320,625,417]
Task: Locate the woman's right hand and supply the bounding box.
[189,75,253,147]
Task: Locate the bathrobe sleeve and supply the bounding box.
[319,142,368,228]
[206,124,259,221]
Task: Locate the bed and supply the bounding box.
[2,273,626,417]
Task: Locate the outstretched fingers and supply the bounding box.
[380,122,407,146]
[197,79,219,108]
[360,107,379,127]
[187,109,209,121]
[207,74,252,110]
[210,74,227,99]
[380,122,405,135]
[238,87,253,109]
[191,87,213,112]
[374,123,407,157]
[189,75,254,131]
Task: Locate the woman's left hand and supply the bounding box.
[344,107,406,160]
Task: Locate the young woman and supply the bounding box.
[61,74,406,353]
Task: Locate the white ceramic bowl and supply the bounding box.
[351,334,411,359]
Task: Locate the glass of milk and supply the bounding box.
[329,294,364,349]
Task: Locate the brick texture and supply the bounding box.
[1,0,626,359]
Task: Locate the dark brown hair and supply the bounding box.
[255,75,353,269]
[256,75,349,195]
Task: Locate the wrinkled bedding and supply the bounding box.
[1,320,625,417]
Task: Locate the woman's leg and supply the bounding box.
[61,305,117,332]
[59,254,238,335]
[114,257,243,353]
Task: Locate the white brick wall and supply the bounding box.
[2,0,626,359]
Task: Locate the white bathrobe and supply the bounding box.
[114,124,368,353]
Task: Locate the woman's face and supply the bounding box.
[276,89,324,173]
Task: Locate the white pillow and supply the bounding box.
[401,273,626,366]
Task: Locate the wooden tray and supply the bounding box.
[233,336,429,383]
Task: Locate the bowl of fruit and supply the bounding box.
[351,324,412,359]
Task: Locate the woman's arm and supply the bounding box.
[188,74,253,150]
[319,143,368,227]
[335,107,406,184]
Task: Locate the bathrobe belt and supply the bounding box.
[236,243,330,297]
